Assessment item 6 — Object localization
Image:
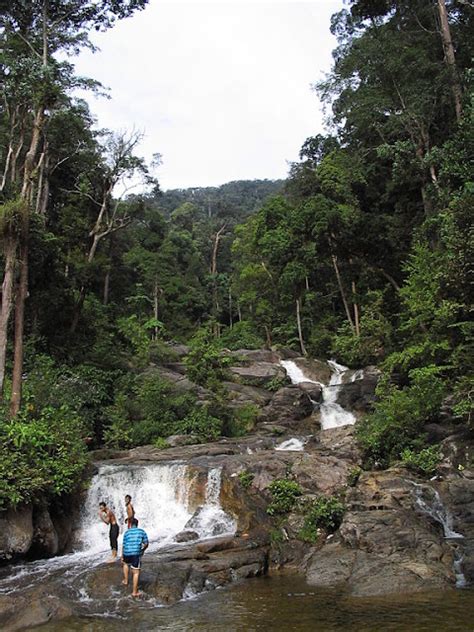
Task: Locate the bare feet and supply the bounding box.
[121,580,128,585]
[131,592,141,598]
[106,557,116,564]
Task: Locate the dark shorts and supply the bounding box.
[109,523,119,551]
[123,554,141,570]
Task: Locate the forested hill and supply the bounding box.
[156,180,284,221]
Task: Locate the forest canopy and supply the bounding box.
[0,0,472,507]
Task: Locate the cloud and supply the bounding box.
[74,1,342,189]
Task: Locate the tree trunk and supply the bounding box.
[0,238,17,398]
[329,245,355,334]
[153,278,160,340]
[296,297,307,356]
[10,239,28,417]
[438,0,463,122]
[228,287,233,328]
[103,269,110,305]
[352,279,360,337]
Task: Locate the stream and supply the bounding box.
[36,573,474,631]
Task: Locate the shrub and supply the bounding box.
[347,466,362,487]
[401,445,442,477]
[267,478,302,515]
[299,496,345,542]
[174,408,222,442]
[238,470,254,489]
[219,321,265,351]
[185,324,232,388]
[226,403,259,437]
[0,405,89,509]
[356,365,445,467]
[332,290,392,366]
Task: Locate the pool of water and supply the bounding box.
[40,573,474,632]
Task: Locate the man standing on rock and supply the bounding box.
[121,518,149,597]
[124,494,135,528]
[98,501,119,563]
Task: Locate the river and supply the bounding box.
[39,573,474,631]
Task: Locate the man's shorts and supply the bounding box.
[123,554,141,570]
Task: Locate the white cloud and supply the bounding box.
[73,1,343,189]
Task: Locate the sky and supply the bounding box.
[74,1,344,191]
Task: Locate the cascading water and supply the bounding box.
[0,462,236,600]
[410,481,467,588]
[280,359,356,430]
[183,468,237,538]
[76,463,236,553]
[76,463,193,553]
[275,437,306,451]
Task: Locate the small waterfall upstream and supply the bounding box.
[280,359,356,430]
[410,481,467,588]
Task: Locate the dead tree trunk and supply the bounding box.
[296,297,307,356]
[0,238,17,397]
[438,0,463,122]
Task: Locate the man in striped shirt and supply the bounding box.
[121,518,149,597]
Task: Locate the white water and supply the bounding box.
[410,481,467,588]
[280,359,356,430]
[275,438,306,451]
[75,463,235,555]
[0,463,236,600]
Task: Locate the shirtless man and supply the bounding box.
[98,501,119,562]
[124,495,135,529]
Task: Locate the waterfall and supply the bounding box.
[275,438,306,451]
[280,359,356,430]
[410,481,467,588]
[183,468,237,537]
[75,462,235,554]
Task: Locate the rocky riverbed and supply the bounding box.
[1,351,473,630]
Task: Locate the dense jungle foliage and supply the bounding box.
[0,0,472,508]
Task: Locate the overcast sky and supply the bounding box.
[74,0,343,191]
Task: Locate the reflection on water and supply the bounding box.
[39,573,474,632]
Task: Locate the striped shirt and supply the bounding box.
[122,527,149,556]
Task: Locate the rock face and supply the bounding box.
[335,366,380,412]
[30,506,59,558]
[229,362,286,388]
[306,469,457,596]
[259,386,314,426]
[0,506,33,562]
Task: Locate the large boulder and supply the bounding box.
[233,349,281,364]
[30,506,59,558]
[229,362,286,388]
[222,382,272,408]
[335,366,380,412]
[259,386,314,426]
[306,469,457,596]
[0,505,33,562]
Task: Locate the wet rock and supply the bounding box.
[0,505,33,562]
[175,530,199,542]
[297,381,323,402]
[30,505,59,558]
[0,595,72,631]
[260,386,314,425]
[335,366,380,412]
[230,362,286,388]
[291,358,331,384]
